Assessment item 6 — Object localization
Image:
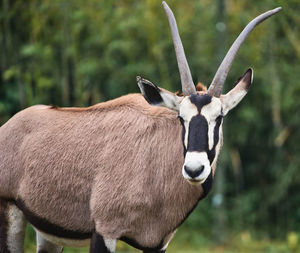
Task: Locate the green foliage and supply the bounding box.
[0,0,299,250]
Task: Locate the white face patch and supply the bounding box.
[182,151,211,183]
[200,97,222,151]
[179,97,199,120]
[208,120,216,150]
[178,97,198,149]
[211,123,223,172]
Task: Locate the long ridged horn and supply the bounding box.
[208,7,282,97]
[163,1,196,96]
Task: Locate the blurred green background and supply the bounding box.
[1,0,300,252]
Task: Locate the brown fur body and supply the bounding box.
[0,94,207,248]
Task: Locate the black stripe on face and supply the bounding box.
[189,94,212,112]
[181,94,222,164]
[187,115,209,152]
[178,116,187,157]
[200,170,213,199]
[208,116,223,164]
[179,94,222,162]
[186,94,212,153]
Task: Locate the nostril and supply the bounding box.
[184,165,204,178]
[199,165,205,174]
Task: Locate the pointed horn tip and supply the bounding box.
[162,1,171,12]
[273,7,282,13]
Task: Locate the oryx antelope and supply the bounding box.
[0,2,281,253]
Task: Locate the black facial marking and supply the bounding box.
[178,116,187,156]
[207,116,223,164]
[200,171,213,199]
[185,94,212,154]
[15,199,92,240]
[90,233,111,253]
[187,115,208,152]
[189,94,212,112]
[181,94,222,165]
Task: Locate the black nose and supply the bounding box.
[184,165,205,178]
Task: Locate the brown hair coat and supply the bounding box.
[0,94,209,248]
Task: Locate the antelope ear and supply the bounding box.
[220,68,253,116]
[137,76,181,111]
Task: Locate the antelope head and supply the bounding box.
[137,2,281,184]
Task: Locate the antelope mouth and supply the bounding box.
[187,178,205,185]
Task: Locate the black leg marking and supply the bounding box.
[90,233,111,253]
[0,200,9,253]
